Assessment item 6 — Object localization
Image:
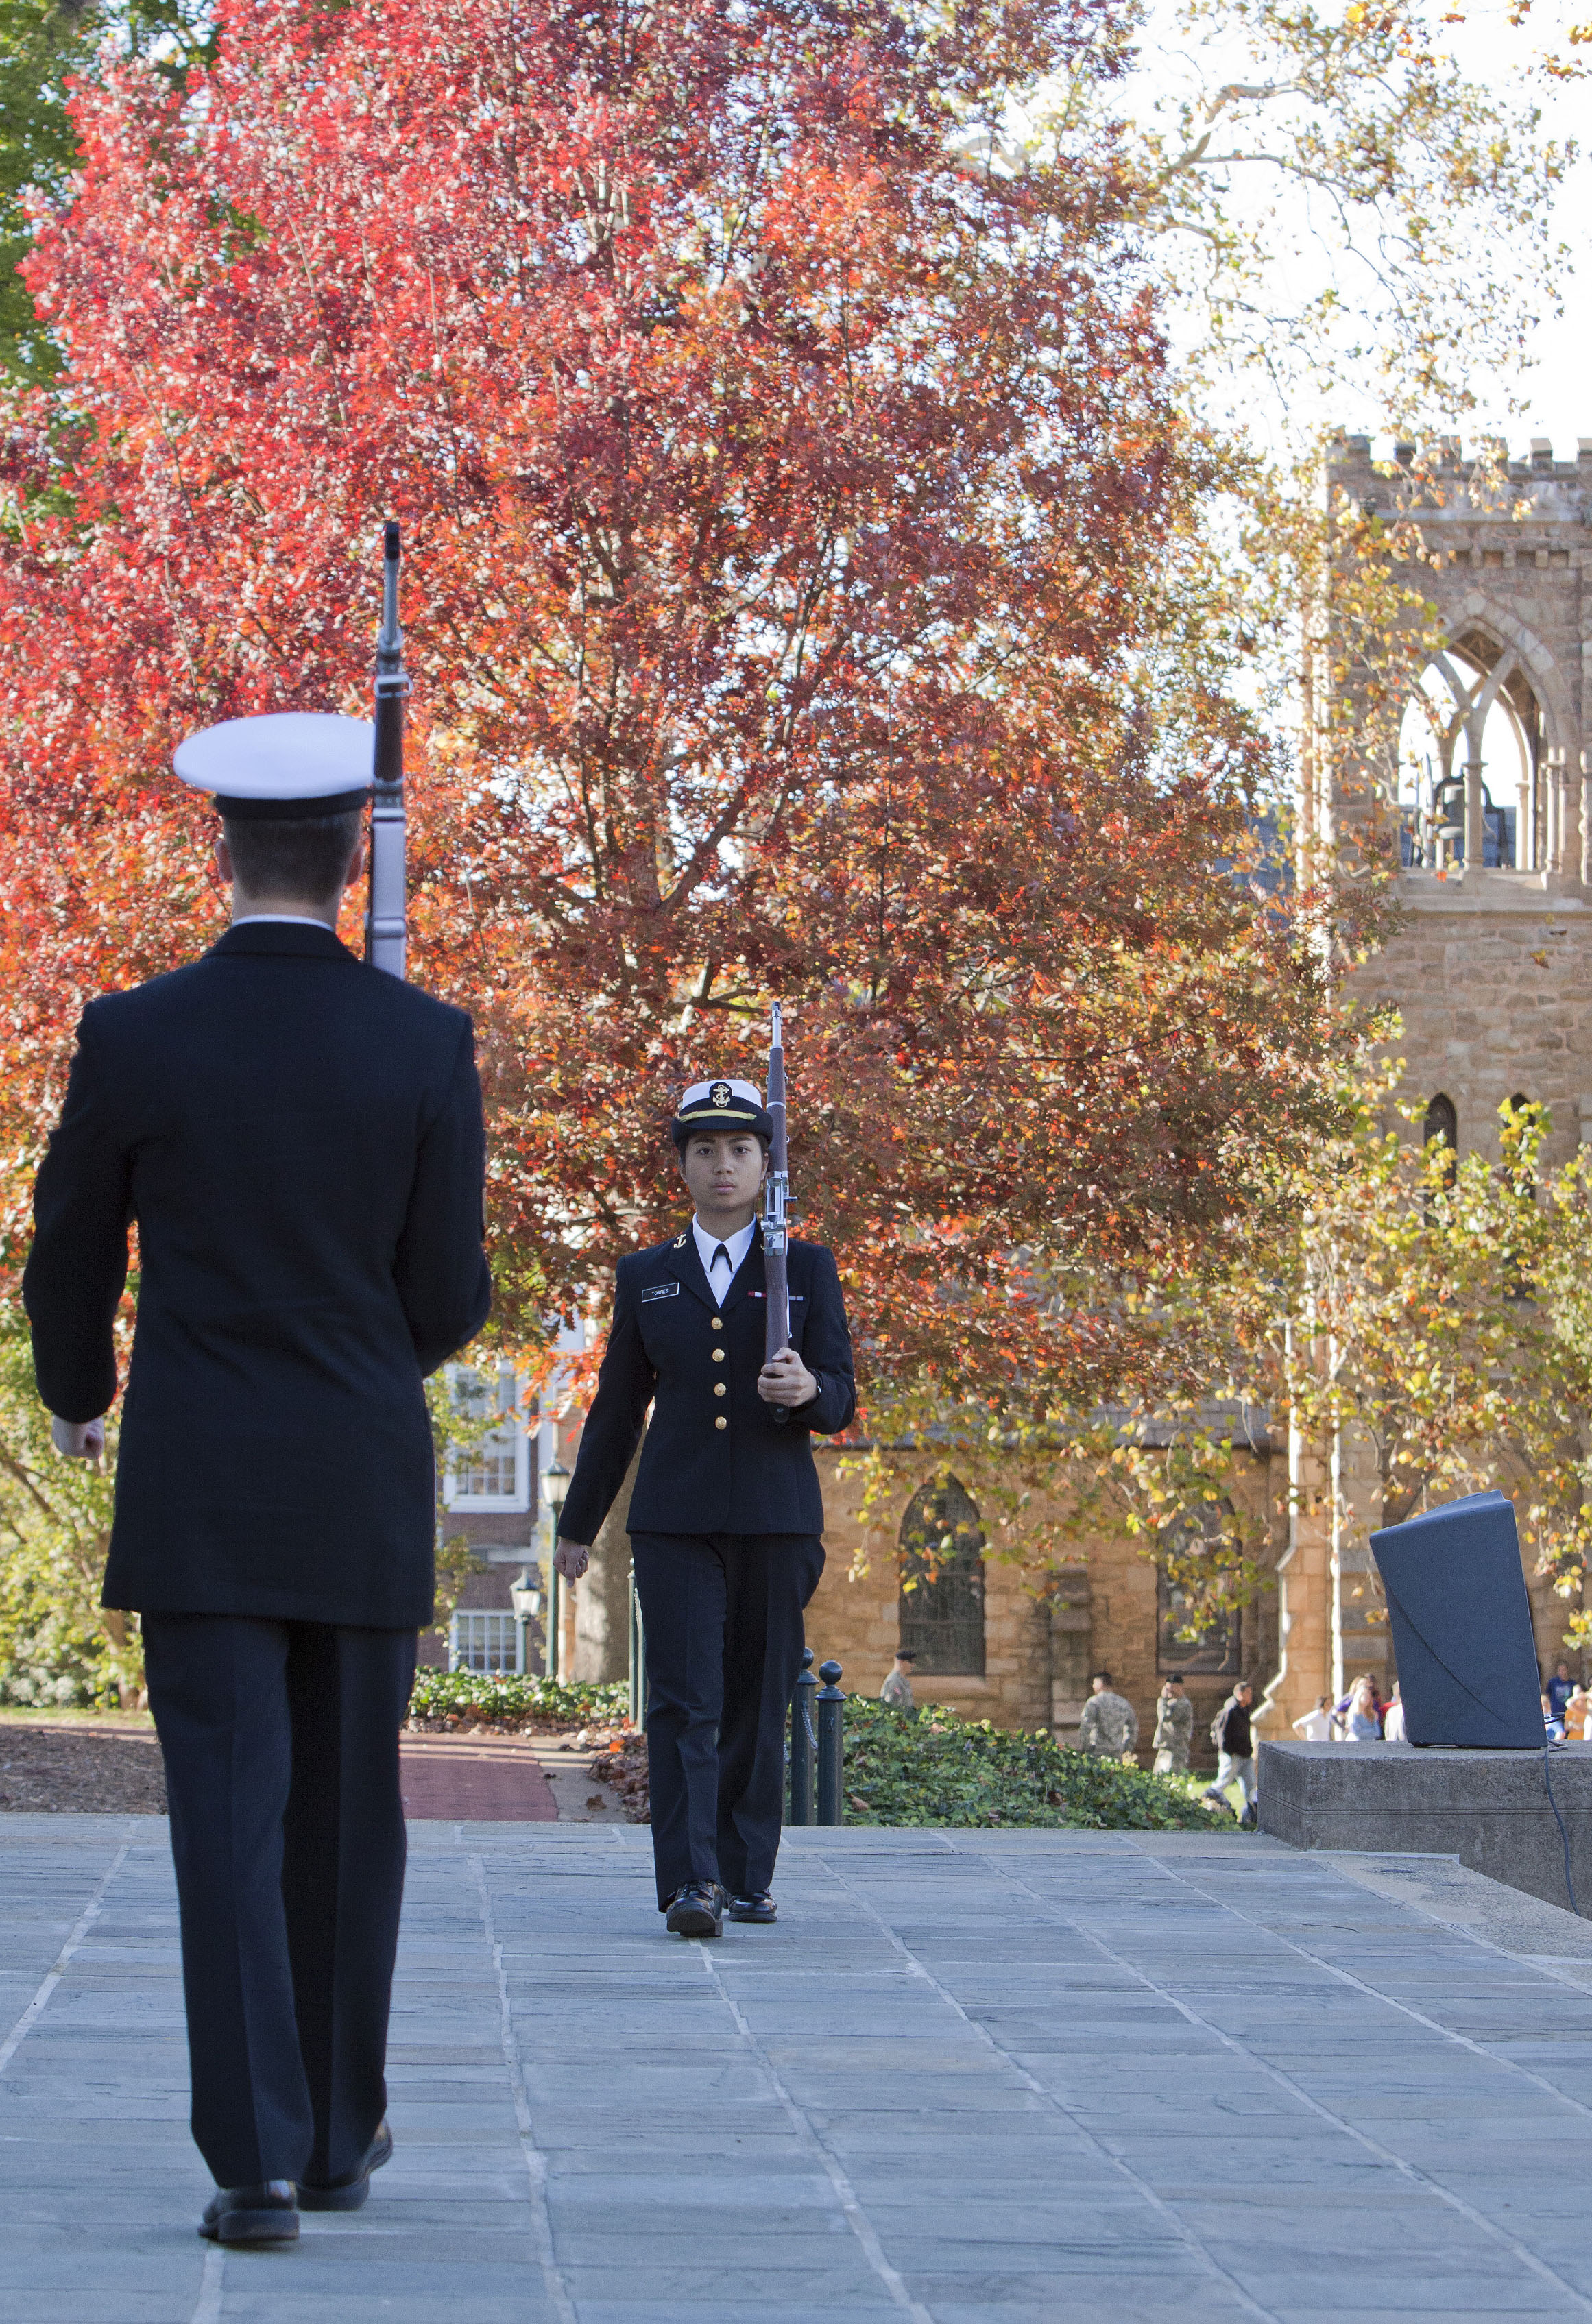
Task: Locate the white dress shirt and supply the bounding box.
[692,1216,756,1307]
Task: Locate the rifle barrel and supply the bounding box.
[763,1002,792,1423]
[367,520,408,980]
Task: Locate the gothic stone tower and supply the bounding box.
[1271,433,1592,1732]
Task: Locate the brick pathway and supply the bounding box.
[398,1734,557,1819]
[8,1819,1592,2321]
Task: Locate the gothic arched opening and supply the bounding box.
[898,1476,986,1674]
[1396,631,1542,869]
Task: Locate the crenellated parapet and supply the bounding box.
[1323,431,1591,888]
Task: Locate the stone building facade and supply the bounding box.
[1264,431,1592,1736]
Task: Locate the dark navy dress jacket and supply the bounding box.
[23,921,492,1628]
[559,1226,856,1542]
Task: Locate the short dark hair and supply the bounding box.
[1168,1673,1185,1684]
[222,810,362,906]
[1091,1669,1112,1686]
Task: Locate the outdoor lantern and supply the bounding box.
[540,1459,570,1519]
[509,1570,542,1625]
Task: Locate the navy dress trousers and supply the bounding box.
[559,1224,855,1905]
[24,919,492,2185]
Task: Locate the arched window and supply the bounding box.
[1395,631,1541,868]
[899,1477,985,1674]
[1423,1094,1457,1185]
[1156,1503,1241,1675]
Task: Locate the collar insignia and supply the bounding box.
[673,1231,688,1248]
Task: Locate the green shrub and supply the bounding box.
[407,1669,629,1727]
[841,1699,1225,1830]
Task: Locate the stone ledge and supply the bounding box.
[1259,1737,1592,1915]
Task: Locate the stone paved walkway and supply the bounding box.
[7,1819,1592,2323]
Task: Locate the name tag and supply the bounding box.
[640,1282,680,1304]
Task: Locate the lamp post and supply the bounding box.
[508,1570,541,1678]
[540,1459,570,1681]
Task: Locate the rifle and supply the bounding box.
[763,1002,792,1427]
[367,520,409,980]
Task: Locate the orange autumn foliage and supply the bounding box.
[0,0,1344,1423]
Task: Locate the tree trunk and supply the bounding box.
[571,1441,642,1683]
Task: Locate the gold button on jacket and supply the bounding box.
[714,1381,727,1397]
[714,1414,727,1430]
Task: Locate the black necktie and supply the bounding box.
[711,1243,732,1278]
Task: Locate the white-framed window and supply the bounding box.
[449,1611,524,1674]
[442,1361,532,1511]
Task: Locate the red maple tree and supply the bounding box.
[0,0,1340,1424]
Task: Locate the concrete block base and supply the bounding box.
[1259,1737,1592,1915]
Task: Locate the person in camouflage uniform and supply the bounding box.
[1077,1671,1138,1760]
[1151,1675,1194,1774]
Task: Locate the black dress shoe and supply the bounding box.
[664,1882,724,1938]
[727,1891,777,1923]
[298,2120,394,2213]
[199,2181,299,2245]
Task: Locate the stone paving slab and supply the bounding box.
[7,1819,1592,2321]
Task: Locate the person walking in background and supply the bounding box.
[1293,1695,1334,1743]
[880,1649,916,1710]
[1152,1675,1193,1774]
[24,718,492,2247]
[1382,1682,1406,1742]
[1547,1660,1576,1726]
[1343,1678,1382,1741]
[1078,1671,1139,1761]
[1202,1682,1258,1826]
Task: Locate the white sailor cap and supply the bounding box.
[671,1078,772,1145]
[173,712,374,822]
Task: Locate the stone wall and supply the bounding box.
[803,1447,1278,1769]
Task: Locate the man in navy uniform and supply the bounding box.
[554,1077,854,1937]
[23,713,491,2246]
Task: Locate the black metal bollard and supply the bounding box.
[627,1566,646,1731]
[816,1660,845,1826]
[788,1647,817,1824]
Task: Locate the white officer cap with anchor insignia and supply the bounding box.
[173,712,374,821]
[671,1078,773,1146]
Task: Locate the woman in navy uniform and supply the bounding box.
[554,1078,854,1936]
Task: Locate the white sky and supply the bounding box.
[1122,0,1589,463]
[1425,0,1589,459]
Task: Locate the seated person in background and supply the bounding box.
[1293,1695,1334,1743]
[1382,1682,1406,1742]
[880,1649,916,1710]
[1078,1671,1139,1760]
[1543,1691,1566,1743]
